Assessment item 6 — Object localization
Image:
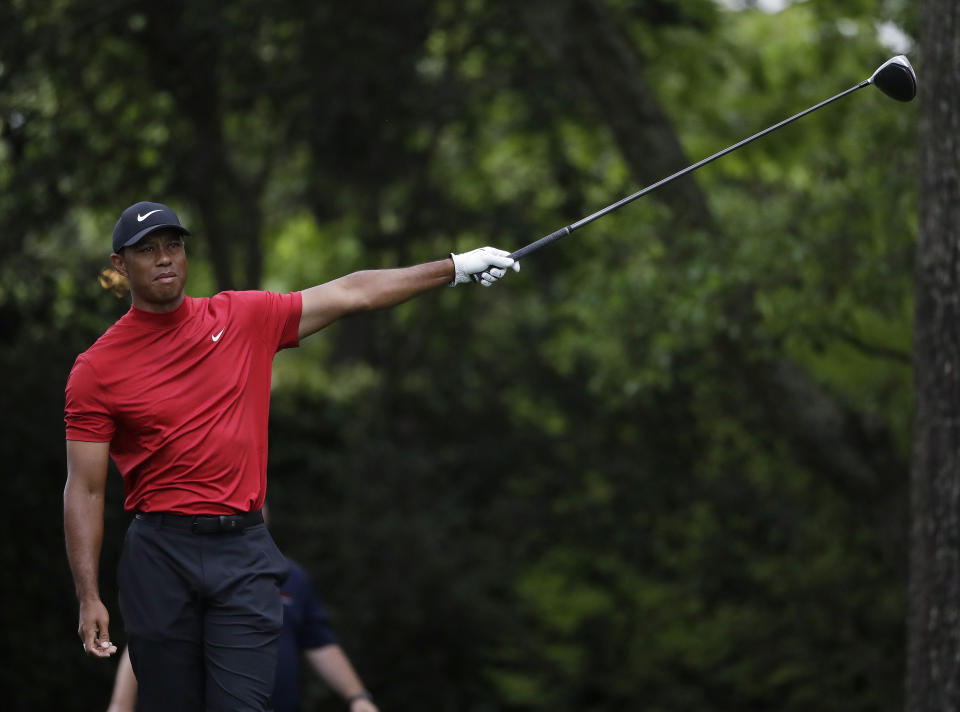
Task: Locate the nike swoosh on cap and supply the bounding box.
[137,209,163,222]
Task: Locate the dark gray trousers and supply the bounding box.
[118,515,289,712]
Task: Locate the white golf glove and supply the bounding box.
[450,246,520,287]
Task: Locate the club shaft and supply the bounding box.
[509,79,871,261]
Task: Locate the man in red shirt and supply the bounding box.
[63,201,517,712]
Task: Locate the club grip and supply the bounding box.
[509,226,572,261]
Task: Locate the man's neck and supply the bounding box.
[130,293,186,314]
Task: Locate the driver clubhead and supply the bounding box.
[870,55,917,102]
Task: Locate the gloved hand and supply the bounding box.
[450,246,520,287]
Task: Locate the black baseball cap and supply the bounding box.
[112,201,190,253]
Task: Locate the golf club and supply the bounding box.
[508,55,917,262]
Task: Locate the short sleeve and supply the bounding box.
[228,291,302,352]
[297,575,338,650]
[272,291,302,351]
[64,355,115,442]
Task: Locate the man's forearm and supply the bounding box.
[305,645,368,699]
[344,259,454,312]
[298,259,455,339]
[299,247,517,339]
[107,646,138,712]
[63,479,105,602]
[64,440,116,657]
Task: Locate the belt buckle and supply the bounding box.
[191,516,218,534]
[186,513,243,533]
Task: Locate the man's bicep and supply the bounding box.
[65,440,111,494]
[299,279,363,339]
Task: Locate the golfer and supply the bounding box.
[64,200,518,711]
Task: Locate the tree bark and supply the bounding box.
[906,1,960,709]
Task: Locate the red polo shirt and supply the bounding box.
[65,290,302,515]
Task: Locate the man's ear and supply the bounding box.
[110,252,127,277]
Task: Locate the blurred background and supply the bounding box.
[0,0,938,709]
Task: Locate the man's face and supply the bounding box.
[111,230,188,312]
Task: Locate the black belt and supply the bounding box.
[135,509,264,534]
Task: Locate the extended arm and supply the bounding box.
[64,439,117,658]
[305,645,379,712]
[298,248,517,339]
[299,260,452,339]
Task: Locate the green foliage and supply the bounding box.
[1,0,916,709]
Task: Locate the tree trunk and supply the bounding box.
[906,1,960,709]
[143,0,266,292]
[521,0,714,233]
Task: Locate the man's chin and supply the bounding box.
[154,283,183,297]
[142,283,186,308]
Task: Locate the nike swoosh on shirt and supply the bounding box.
[137,209,163,222]
[212,328,225,342]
